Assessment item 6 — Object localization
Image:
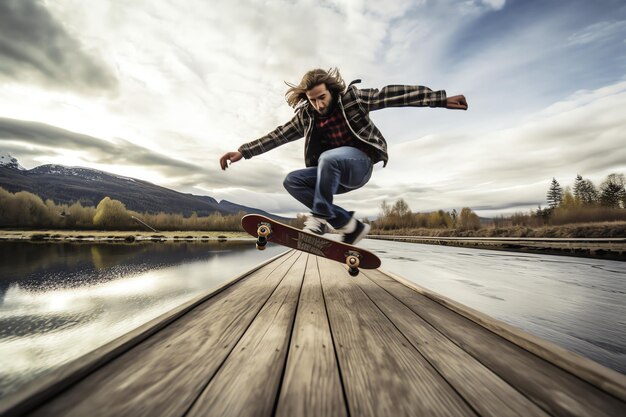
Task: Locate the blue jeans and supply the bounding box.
[283,146,373,228]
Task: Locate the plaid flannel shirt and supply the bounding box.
[315,105,376,160]
[238,81,447,167]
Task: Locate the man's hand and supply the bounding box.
[220,151,243,170]
[446,95,468,110]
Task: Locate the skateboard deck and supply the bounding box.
[241,214,381,276]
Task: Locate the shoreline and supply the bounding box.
[2,230,625,261]
[368,235,626,262]
[0,230,251,243]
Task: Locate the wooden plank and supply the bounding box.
[368,268,626,417]
[384,268,626,401]
[26,250,301,417]
[317,257,478,417]
[185,251,308,417]
[358,269,550,417]
[275,254,348,417]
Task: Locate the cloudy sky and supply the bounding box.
[1,0,625,219]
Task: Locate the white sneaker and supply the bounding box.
[302,216,328,235]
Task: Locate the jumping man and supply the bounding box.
[220,68,468,245]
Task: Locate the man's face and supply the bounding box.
[306,84,333,115]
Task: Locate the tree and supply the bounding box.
[559,187,579,209]
[93,197,130,229]
[573,175,598,206]
[379,200,392,217]
[546,178,563,210]
[535,205,551,223]
[599,173,626,208]
[427,210,452,228]
[458,207,481,230]
[391,198,411,217]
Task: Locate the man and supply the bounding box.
[220,68,467,245]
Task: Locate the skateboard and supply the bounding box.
[241,214,381,276]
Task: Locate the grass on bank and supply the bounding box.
[369,221,626,238]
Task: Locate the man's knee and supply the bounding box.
[318,151,340,169]
[283,171,305,191]
[283,173,295,191]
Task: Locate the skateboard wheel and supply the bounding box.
[256,241,267,250]
[349,267,359,277]
[257,225,271,237]
[346,255,360,269]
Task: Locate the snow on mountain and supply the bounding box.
[0,152,26,170]
[30,164,137,184]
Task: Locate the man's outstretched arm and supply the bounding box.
[355,85,468,111]
[218,114,305,171]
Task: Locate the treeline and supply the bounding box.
[0,187,244,231]
[495,173,626,227]
[373,172,626,232]
[2,171,625,233]
[371,199,481,231]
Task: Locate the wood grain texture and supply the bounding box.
[275,254,348,417]
[358,269,550,417]
[26,251,301,417]
[367,268,626,417]
[317,257,478,417]
[185,251,307,417]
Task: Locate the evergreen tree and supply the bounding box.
[573,175,584,202]
[450,208,458,226]
[535,205,550,223]
[599,173,626,208]
[546,178,563,209]
[574,174,598,205]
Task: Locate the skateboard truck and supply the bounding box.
[345,251,361,277]
[256,222,272,250]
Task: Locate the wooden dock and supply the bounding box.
[2,250,625,417]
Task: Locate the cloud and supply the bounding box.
[567,20,626,46]
[371,80,626,215]
[481,0,506,10]
[0,116,297,196]
[0,117,197,174]
[0,0,117,92]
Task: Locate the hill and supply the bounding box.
[0,154,288,221]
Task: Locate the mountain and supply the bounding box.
[0,155,290,221]
[0,152,25,171]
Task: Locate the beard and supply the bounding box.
[316,98,335,116]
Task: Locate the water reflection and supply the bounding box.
[0,240,285,399]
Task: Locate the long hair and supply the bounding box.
[285,68,346,108]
